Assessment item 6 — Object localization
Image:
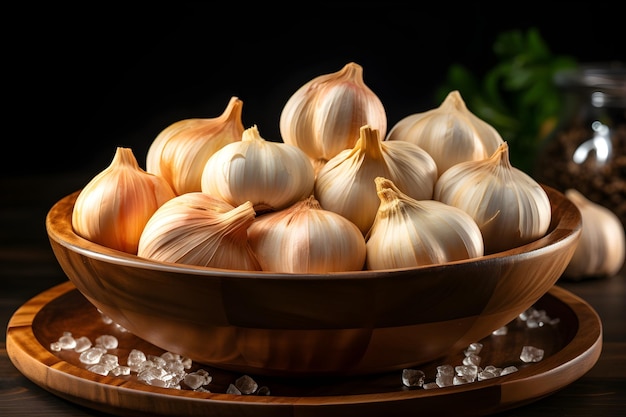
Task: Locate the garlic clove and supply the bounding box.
[72,147,176,254]
[248,195,366,273]
[279,62,387,171]
[563,188,625,279]
[366,177,484,270]
[386,90,504,177]
[433,141,551,254]
[315,124,437,235]
[201,124,315,213]
[146,96,244,195]
[137,192,261,271]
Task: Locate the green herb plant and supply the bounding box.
[436,28,577,174]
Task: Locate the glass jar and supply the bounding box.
[534,62,626,229]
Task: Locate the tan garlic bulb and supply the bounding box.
[137,192,261,271]
[146,96,244,195]
[279,62,387,172]
[201,124,315,213]
[386,90,504,176]
[366,177,484,270]
[433,142,551,254]
[72,147,176,254]
[315,125,437,235]
[563,189,625,279]
[248,195,366,273]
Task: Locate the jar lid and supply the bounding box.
[555,62,626,106]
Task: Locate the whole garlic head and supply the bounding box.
[201,125,315,213]
[366,177,484,270]
[563,189,625,279]
[433,142,551,254]
[137,192,261,271]
[386,90,504,177]
[248,195,366,273]
[72,147,176,254]
[315,124,437,235]
[146,96,244,195]
[279,62,387,172]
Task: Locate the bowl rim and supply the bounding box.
[46,185,582,280]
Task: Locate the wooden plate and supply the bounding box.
[7,281,602,417]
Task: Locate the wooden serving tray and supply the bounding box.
[6,281,602,417]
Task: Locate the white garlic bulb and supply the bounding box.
[248,195,366,273]
[563,189,625,279]
[146,96,244,195]
[137,192,261,271]
[201,125,315,213]
[386,90,504,177]
[366,177,484,270]
[72,147,176,254]
[433,142,551,254]
[315,125,437,235]
[279,62,387,172]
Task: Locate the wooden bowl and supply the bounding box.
[45,186,581,377]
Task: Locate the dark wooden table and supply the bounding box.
[2,173,625,416]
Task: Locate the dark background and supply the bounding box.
[4,2,625,179]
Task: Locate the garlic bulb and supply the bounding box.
[563,189,625,279]
[366,177,484,270]
[315,125,437,235]
[433,142,551,254]
[146,96,244,195]
[248,195,366,273]
[72,147,176,254]
[201,124,315,213]
[137,192,261,271]
[386,90,504,176]
[279,62,387,172]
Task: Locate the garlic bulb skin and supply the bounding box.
[72,147,176,254]
[386,90,504,177]
[137,192,261,271]
[434,142,551,254]
[146,96,244,195]
[315,125,437,235]
[248,195,366,273]
[563,189,625,279]
[201,124,315,213]
[366,177,484,270]
[279,62,387,172]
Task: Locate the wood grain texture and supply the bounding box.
[6,281,601,417]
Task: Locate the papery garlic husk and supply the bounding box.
[366,177,484,270]
[201,124,315,213]
[315,124,438,235]
[137,192,261,271]
[563,188,625,279]
[72,147,176,254]
[248,195,366,273]
[146,96,244,195]
[386,90,504,177]
[279,62,387,172]
[433,142,551,254]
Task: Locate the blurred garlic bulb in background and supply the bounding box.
[386,90,504,177]
[137,192,261,271]
[563,188,625,279]
[248,195,366,273]
[434,142,551,254]
[315,125,437,235]
[201,125,315,213]
[279,62,387,173]
[366,177,484,270]
[72,147,176,254]
[146,96,244,195]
